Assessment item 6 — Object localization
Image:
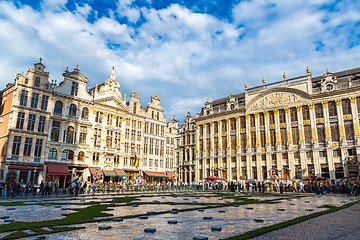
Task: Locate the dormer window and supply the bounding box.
[71,82,78,96]
[34,77,40,87]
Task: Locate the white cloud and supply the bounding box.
[0,0,359,121]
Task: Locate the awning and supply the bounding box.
[46,163,70,176]
[144,171,168,178]
[123,168,139,172]
[102,170,118,177]
[68,164,88,169]
[8,166,43,171]
[89,167,103,175]
[166,171,175,179]
[114,169,127,177]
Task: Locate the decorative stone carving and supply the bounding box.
[250,92,303,110]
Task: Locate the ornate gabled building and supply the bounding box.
[194,66,360,182]
[0,59,176,186]
[175,109,196,183]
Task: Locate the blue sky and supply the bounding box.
[1,0,360,122]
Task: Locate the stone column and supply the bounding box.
[309,103,320,176]
[350,97,360,162]
[335,99,347,177]
[235,117,241,181]
[226,119,231,180]
[264,111,272,175]
[217,121,222,152]
[245,115,252,179]
[254,113,262,180]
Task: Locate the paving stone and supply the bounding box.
[246,207,254,210]
[198,209,205,212]
[277,209,285,211]
[211,226,222,232]
[98,225,112,230]
[170,211,178,214]
[132,204,139,207]
[193,201,198,203]
[6,208,15,210]
[305,209,313,211]
[168,220,178,224]
[113,218,123,222]
[153,200,160,203]
[254,219,264,223]
[218,210,226,213]
[290,203,296,205]
[139,216,148,219]
[144,228,156,233]
[193,236,208,240]
[183,198,188,200]
[203,216,213,220]
[35,236,46,240]
[305,201,310,203]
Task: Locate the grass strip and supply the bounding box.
[222,200,360,240]
[2,226,85,240]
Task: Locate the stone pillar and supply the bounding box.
[226,119,231,180]
[254,113,262,180]
[264,111,272,175]
[309,103,320,176]
[245,114,251,179]
[217,121,222,152]
[284,108,294,178]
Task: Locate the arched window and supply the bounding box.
[69,104,77,117]
[54,101,63,114]
[65,126,75,144]
[62,150,74,160]
[78,151,85,161]
[49,148,57,159]
[34,77,40,87]
[81,107,89,120]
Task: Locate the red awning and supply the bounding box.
[8,166,43,171]
[114,169,127,177]
[46,163,70,176]
[102,170,118,177]
[166,171,175,179]
[89,167,103,175]
[144,171,168,178]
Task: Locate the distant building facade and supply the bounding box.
[191,67,360,182]
[0,59,176,186]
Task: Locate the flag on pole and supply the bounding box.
[135,155,139,168]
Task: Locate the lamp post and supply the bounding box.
[33,167,37,185]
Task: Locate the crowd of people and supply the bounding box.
[0,178,358,197]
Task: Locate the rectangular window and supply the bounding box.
[319,150,327,158]
[270,129,276,146]
[149,139,154,154]
[34,139,42,157]
[333,149,341,157]
[51,121,61,142]
[280,128,287,146]
[38,116,46,132]
[240,116,246,128]
[304,125,312,144]
[106,130,113,147]
[251,132,256,148]
[23,137,32,156]
[290,108,297,122]
[260,131,265,147]
[269,112,275,124]
[345,122,354,141]
[292,127,299,145]
[250,116,255,127]
[71,82,79,96]
[27,114,36,131]
[12,136,22,155]
[80,132,86,145]
[302,106,310,120]
[95,111,103,123]
[144,137,148,154]
[317,125,325,143]
[308,164,315,177]
[328,101,337,117]
[241,133,246,149]
[16,112,25,129]
[230,119,236,130]
[279,110,286,123]
[20,90,28,106]
[330,122,339,141]
[259,113,264,126]
[94,128,101,147]
[40,95,49,110]
[315,104,323,118]
[342,99,352,115]
[30,93,39,108]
